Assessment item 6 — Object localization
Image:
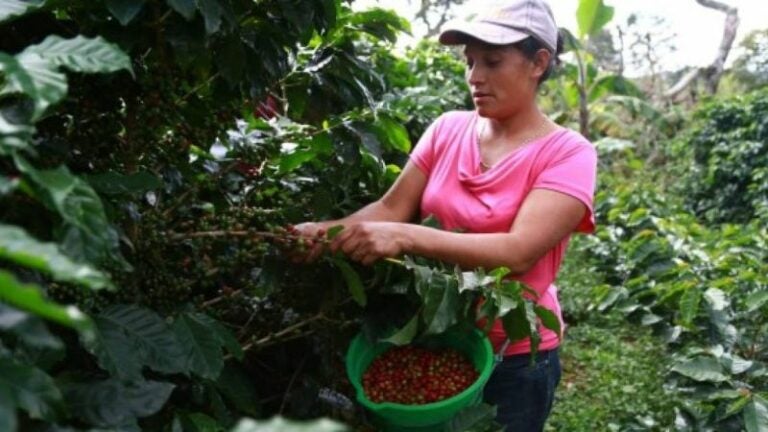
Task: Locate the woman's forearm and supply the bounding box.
[399,224,534,274]
[323,200,412,228]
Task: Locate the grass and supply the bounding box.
[545,314,678,431]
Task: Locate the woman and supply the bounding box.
[294,0,597,430]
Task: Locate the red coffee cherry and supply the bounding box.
[362,345,479,405]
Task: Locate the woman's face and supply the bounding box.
[463,40,549,118]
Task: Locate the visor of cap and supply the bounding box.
[439,20,531,46]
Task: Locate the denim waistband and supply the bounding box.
[501,348,559,364]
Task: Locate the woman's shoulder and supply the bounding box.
[432,110,476,129]
[543,127,596,156]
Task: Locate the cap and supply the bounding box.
[438,0,558,52]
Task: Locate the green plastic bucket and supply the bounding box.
[345,327,494,431]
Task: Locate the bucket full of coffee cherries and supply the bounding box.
[345,327,494,431]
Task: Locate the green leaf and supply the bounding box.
[278,148,316,173]
[671,357,728,382]
[534,305,562,339]
[0,304,64,351]
[0,224,114,290]
[22,35,133,75]
[0,386,17,432]
[181,412,222,432]
[679,287,701,326]
[326,225,344,240]
[231,417,348,432]
[704,288,729,311]
[86,171,162,195]
[192,313,243,360]
[576,0,615,39]
[197,0,224,34]
[744,395,768,432]
[0,357,62,421]
[0,176,19,195]
[0,0,44,23]
[89,315,144,381]
[381,312,419,345]
[213,364,260,416]
[371,115,411,153]
[501,301,540,354]
[105,0,146,26]
[172,313,225,380]
[0,270,94,336]
[90,305,186,377]
[1,53,67,120]
[63,378,174,427]
[746,289,768,313]
[419,274,460,335]
[167,0,196,20]
[14,157,129,268]
[332,259,366,306]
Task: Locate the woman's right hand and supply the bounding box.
[288,221,332,263]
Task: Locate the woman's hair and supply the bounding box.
[512,29,564,84]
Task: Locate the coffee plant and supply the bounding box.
[0,1,553,431]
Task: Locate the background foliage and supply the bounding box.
[1,0,767,431]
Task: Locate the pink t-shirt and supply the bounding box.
[409,110,597,356]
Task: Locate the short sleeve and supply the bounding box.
[408,115,444,176]
[532,141,598,233]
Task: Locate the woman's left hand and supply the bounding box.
[329,222,409,265]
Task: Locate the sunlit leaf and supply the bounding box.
[0,224,114,290]
[671,357,728,382]
[22,35,133,75]
[0,0,44,23]
[0,270,93,337]
[576,0,615,39]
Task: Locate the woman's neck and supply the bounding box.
[484,105,552,139]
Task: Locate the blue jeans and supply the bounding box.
[482,348,561,432]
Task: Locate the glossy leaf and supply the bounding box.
[0,386,16,432]
[89,305,185,378]
[2,53,67,120]
[172,313,225,379]
[0,304,63,351]
[167,0,196,20]
[332,259,366,306]
[381,312,419,345]
[0,270,94,336]
[0,224,114,290]
[670,357,728,382]
[231,417,348,432]
[679,287,701,326]
[86,171,162,195]
[63,378,174,427]
[105,0,146,26]
[22,35,133,75]
[0,357,62,421]
[419,273,460,335]
[744,395,768,432]
[534,305,562,339]
[745,289,768,312]
[14,157,129,268]
[0,0,44,23]
[197,0,224,34]
[213,364,260,416]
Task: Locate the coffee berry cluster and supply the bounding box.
[362,345,479,405]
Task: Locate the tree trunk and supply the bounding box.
[665,0,739,98]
